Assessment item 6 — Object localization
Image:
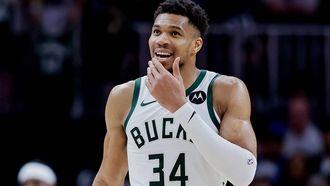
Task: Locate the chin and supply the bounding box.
[160,62,173,70]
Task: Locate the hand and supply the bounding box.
[146,57,187,112]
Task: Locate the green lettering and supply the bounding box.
[130,127,145,148]
[145,120,159,142]
[162,118,173,138]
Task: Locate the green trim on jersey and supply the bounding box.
[207,74,220,129]
[185,70,206,96]
[124,78,141,130]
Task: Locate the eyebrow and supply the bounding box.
[153,24,183,31]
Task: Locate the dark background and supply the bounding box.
[1,0,330,185]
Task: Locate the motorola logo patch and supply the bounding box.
[189,91,206,104]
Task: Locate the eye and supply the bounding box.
[153,29,161,36]
[171,31,181,37]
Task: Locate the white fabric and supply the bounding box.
[174,102,257,186]
[17,161,57,185]
[125,71,227,185]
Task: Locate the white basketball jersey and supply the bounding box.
[124,70,227,186]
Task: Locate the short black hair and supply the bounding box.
[153,0,209,37]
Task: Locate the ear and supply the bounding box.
[193,37,203,54]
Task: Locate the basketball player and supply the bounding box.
[92,0,257,185]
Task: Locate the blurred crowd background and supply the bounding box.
[1,0,330,185]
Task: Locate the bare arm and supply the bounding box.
[92,81,134,186]
[215,75,257,157]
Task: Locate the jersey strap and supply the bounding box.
[124,77,141,130]
[185,70,206,95]
[207,74,221,129]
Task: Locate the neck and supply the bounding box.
[181,67,200,90]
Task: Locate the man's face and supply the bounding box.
[148,13,200,70]
[21,179,54,186]
[288,97,309,133]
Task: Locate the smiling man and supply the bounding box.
[92,0,257,185]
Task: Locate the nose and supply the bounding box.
[156,33,169,46]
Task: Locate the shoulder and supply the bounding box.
[105,80,137,123]
[108,80,136,101]
[205,70,245,89]
[213,75,251,113]
[214,75,249,97]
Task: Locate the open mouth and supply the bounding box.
[155,52,172,59]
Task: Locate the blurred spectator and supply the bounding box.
[18,0,82,119]
[277,91,325,186]
[253,159,279,186]
[17,160,57,186]
[306,174,329,186]
[281,92,324,160]
[76,169,95,186]
[278,153,308,186]
[80,1,139,118]
[255,127,284,186]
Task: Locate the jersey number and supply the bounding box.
[149,153,188,186]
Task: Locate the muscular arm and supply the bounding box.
[215,76,257,157]
[173,76,257,186]
[92,82,134,186]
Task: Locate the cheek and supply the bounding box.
[148,39,154,54]
[148,35,156,46]
[190,45,196,55]
[183,45,195,56]
[176,41,191,51]
[181,41,195,55]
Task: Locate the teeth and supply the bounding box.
[156,53,171,59]
[156,52,171,56]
